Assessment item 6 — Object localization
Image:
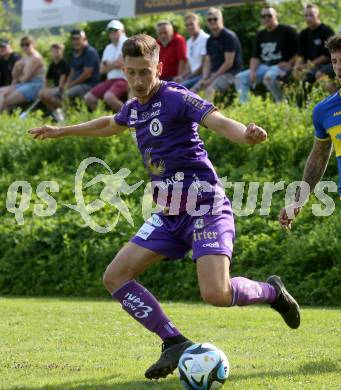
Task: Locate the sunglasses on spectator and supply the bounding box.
[207,17,218,22]
[261,14,273,19]
[21,42,30,47]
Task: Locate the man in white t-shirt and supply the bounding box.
[175,13,209,89]
[84,20,128,112]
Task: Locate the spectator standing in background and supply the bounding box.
[0,39,21,87]
[235,7,298,103]
[84,20,128,112]
[39,43,70,119]
[175,12,209,89]
[156,21,187,81]
[193,7,242,100]
[50,30,100,121]
[294,4,334,83]
[0,36,44,113]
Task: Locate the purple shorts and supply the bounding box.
[131,198,235,261]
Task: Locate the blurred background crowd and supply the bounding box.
[0,3,339,121]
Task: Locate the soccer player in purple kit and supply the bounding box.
[29,34,300,380]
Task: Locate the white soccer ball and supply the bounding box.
[178,342,229,390]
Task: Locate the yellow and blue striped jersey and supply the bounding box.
[313,90,341,196]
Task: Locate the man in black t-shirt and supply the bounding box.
[193,7,242,100]
[0,39,21,87]
[39,43,70,118]
[235,7,298,103]
[294,4,334,84]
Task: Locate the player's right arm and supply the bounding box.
[28,116,126,140]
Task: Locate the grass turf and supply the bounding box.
[0,297,340,390]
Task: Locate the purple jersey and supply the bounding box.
[115,81,225,214]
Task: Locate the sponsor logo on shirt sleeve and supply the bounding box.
[183,94,206,110]
[130,109,138,119]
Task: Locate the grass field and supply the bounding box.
[0,298,340,390]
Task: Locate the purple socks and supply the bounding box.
[113,280,182,341]
[231,277,276,306]
[112,278,276,341]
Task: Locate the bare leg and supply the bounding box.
[84,92,98,111]
[39,88,62,111]
[103,242,164,293]
[0,85,16,112]
[2,89,27,112]
[197,254,278,307]
[196,254,233,306]
[103,91,124,112]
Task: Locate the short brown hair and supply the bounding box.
[326,34,341,53]
[207,7,223,20]
[155,20,173,30]
[304,4,319,14]
[122,34,160,61]
[51,43,64,51]
[261,6,277,16]
[20,35,34,46]
[184,12,199,23]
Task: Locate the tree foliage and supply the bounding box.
[0,0,15,32]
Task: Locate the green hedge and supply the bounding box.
[0,96,340,305]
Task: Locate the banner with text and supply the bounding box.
[22,0,135,30]
[136,0,262,15]
[22,0,261,30]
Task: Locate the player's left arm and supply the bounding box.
[202,110,267,145]
[278,138,333,229]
